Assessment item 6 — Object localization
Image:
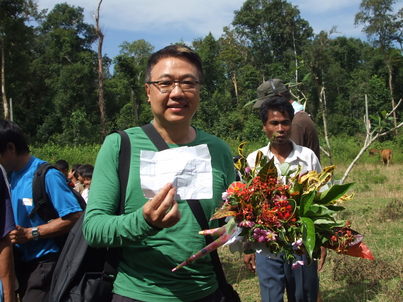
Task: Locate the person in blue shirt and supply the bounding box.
[0,120,83,302]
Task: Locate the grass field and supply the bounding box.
[218,162,403,302]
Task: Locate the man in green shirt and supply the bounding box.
[83,45,235,302]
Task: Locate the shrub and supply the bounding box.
[31,144,100,165]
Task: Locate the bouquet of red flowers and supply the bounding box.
[173,144,373,271]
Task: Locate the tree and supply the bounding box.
[0,0,37,120]
[218,26,251,103]
[111,40,153,124]
[232,0,313,77]
[33,3,98,144]
[355,0,403,133]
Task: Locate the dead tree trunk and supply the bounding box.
[319,85,332,164]
[292,30,298,84]
[232,72,239,103]
[95,0,106,137]
[1,38,10,120]
[386,61,397,135]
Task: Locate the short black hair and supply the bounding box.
[145,44,204,82]
[77,164,94,179]
[55,159,69,171]
[0,120,30,155]
[259,95,294,124]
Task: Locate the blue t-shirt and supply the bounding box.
[9,156,82,262]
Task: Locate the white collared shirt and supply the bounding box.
[246,140,321,177]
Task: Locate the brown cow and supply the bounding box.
[380,149,392,166]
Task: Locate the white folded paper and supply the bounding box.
[140,144,213,200]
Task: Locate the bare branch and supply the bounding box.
[340,94,402,184]
[386,98,402,118]
[320,146,330,157]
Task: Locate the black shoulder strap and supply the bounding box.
[141,123,169,150]
[114,130,130,214]
[140,123,231,289]
[30,163,59,220]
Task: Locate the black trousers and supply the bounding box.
[112,288,225,302]
[15,253,59,302]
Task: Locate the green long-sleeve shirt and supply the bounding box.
[83,126,235,301]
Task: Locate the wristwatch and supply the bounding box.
[31,227,40,240]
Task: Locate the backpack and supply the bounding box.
[48,130,130,302]
[28,162,87,249]
[29,162,87,222]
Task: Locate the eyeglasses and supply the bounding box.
[146,80,200,93]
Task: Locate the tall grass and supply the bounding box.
[31,144,100,165]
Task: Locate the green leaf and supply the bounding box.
[300,191,316,215]
[313,218,336,225]
[279,162,290,176]
[301,217,315,259]
[306,204,337,217]
[327,205,345,211]
[258,157,277,181]
[318,183,354,205]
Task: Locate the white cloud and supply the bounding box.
[36,0,244,37]
[36,0,372,55]
[290,0,362,14]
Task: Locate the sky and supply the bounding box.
[35,0,399,59]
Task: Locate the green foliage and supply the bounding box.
[31,143,100,165]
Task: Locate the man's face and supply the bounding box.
[145,57,200,127]
[263,110,292,145]
[0,143,20,172]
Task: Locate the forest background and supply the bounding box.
[1,0,402,151]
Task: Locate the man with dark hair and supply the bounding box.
[54,160,69,179]
[76,164,93,203]
[0,163,16,302]
[245,96,321,302]
[0,120,82,302]
[253,79,320,161]
[83,45,235,301]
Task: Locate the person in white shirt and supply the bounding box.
[77,164,93,203]
[244,95,320,302]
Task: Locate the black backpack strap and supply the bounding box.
[141,123,169,150]
[186,199,230,291]
[115,130,130,215]
[30,163,59,220]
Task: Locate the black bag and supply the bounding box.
[48,130,131,302]
[30,162,87,221]
[29,162,87,249]
[142,124,241,302]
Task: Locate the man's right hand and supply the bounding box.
[143,183,181,229]
[244,253,256,273]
